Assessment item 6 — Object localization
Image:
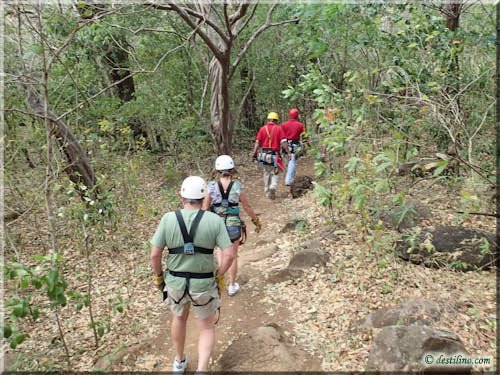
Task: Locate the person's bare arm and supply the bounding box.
[150,246,164,276]
[217,245,236,276]
[239,190,257,221]
[252,140,261,158]
[240,190,261,232]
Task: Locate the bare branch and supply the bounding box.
[467,100,494,164]
[188,2,229,44]
[47,8,119,73]
[422,3,456,18]
[16,5,27,73]
[236,69,256,125]
[148,2,229,49]
[223,3,232,38]
[103,22,188,39]
[456,211,499,218]
[5,107,50,122]
[233,3,257,39]
[479,0,496,25]
[55,44,184,121]
[199,76,209,118]
[448,66,494,107]
[229,3,251,26]
[152,2,224,60]
[230,5,298,79]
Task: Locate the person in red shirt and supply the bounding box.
[281,108,305,185]
[251,112,289,200]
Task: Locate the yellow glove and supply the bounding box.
[216,274,225,292]
[252,217,262,233]
[152,273,165,291]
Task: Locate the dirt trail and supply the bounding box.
[125,157,321,371]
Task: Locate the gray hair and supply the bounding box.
[183,198,204,205]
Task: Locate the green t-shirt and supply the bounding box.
[150,209,231,292]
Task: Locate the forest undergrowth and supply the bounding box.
[3,149,497,372]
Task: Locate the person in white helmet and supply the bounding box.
[150,176,235,373]
[203,155,262,297]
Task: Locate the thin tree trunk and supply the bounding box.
[240,66,258,129]
[444,2,461,102]
[104,45,136,102]
[24,87,97,194]
[443,2,463,154]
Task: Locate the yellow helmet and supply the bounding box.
[267,112,279,121]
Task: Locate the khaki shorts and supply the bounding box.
[164,284,220,319]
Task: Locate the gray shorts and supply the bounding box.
[164,284,220,319]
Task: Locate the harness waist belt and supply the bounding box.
[168,246,214,255]
[213,202,238,207]
[262,148,278,154]
[168,270,214,279]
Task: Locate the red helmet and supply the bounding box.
[289,108,299,119]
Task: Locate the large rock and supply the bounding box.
[290,176,313,198]
[397,226,496,271]
[366,324,470,373]
[359,299,453,328]
[267,268,296,284]
[219,324,321,371]
[288,249,328,270]
[378,200,432,231]
[267,242,328,284]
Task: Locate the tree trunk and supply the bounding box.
[25,88,97,194]
[443,2,463,153]
[209,56,232,155]
[444,3,461,31]
[444,2,461,100]
[104,45,135,102]
[240,66,258,129]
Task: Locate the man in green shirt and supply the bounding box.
[150,176,234,373]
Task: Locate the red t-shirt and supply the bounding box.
[256,122,286,151]
[281,119,305,141]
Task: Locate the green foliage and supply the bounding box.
[2,254,68,349]
[2,2,495,367]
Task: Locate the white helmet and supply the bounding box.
[215,155,235,171]
[180,176,207,199]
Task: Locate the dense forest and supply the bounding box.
[3,1,497,372]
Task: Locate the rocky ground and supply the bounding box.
[4,155,496,372]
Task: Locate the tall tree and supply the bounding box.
[149,2,297,154]
[7,3,106,196]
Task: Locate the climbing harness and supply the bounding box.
[258,125,278,167]
[165,210,216,308]
[288,140,303,158]
[168,210,214,255]
[213,181,238,209]
[212,181,243,243]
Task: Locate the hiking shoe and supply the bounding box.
[227,283,240,296]
[172,355,188,373]
[269,189,276,200]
